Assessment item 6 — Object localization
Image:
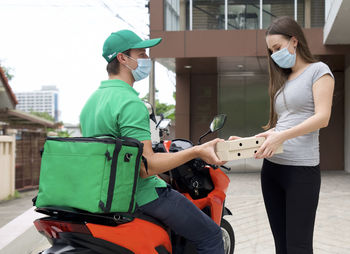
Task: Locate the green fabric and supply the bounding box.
[36,137,142,213]
[80,79,166,207]
[102,29,162,62]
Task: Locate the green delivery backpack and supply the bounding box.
[35,136,144,214]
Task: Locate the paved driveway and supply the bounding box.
[224,171,350,254]
[1,171,349,253]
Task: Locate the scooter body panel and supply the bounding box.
[182,167,230,226]
[86,218,172,254]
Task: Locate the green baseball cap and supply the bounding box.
[102,29,162,62]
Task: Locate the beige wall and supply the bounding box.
[0,135,15,200]
[345,55,350,173]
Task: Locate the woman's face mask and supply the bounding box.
[270,39,296,69]
[124,55,152,81]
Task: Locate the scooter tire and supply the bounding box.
[220,218,235,254]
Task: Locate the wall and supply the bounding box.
[345,55,350,173]
[0,135,15,200]
[175,73,191,139]
[190,73,218,143]
[15,131,46,190]
[319,71,345,171]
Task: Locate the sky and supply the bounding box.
[0,0,175,124]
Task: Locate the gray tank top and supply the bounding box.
[267,62,334,166]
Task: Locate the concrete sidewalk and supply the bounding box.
[0,190,38,228]
[0,189,49,254]
[1,171,349,253]
[224,170,350,254]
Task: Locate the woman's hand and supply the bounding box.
[255,130,285,159]
[228,136,242,141]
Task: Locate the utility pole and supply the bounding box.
[149,59,156,112]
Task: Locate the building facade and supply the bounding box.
[149,0,350,172]
[15,85,59,122]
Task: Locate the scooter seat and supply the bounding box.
[36,206,134,226]
[35,206,166,229]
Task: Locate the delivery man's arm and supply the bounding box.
[139,139,226,178]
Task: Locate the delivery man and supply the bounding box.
[80,30,225,253]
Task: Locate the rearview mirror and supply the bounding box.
[198,114,227,145]
[209,114,227,132]
[158,118,171,130]
[143,101,157,124]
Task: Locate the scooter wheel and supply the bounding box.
[221,218,235,254]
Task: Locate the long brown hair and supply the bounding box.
[263,16,317,130]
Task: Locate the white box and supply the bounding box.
[216,136,283,161]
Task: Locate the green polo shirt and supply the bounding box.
[80,79,166,207]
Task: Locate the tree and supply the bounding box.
[155,100,175,120]
[141,93,175,121]
[30,111,55,122]
[30,111,71,137]
[0,61,14,81]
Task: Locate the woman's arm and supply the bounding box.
[255,74,334,159]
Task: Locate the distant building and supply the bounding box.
[15,85,59,122]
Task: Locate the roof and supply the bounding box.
[0,67,18,106]
[0,108,57,129]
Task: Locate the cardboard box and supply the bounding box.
[216,136,283,161]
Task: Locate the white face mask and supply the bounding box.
[124,55,152,81]
[270,39,296,69]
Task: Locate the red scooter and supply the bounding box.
[33,114,235,254]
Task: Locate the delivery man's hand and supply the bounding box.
[196,138,227,166]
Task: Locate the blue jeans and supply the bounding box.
[138,186,224,254]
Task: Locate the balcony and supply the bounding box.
[164,0,325,31]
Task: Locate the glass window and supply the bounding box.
[297,0,305,27]
[227,0,260,30]
[218,74,269,138]
[164,0,180,31]
[311,0,324,27]
[178,0,323,31]
[262,0,294,29]
[192,0,225,30]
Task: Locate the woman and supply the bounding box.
[255,16,334,254]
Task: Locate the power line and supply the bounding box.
[97,0,149,39]
[0,0,150,39]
